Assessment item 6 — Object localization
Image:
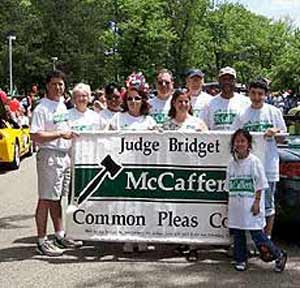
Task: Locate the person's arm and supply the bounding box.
[265,108,288,142]
[251,190,262,216]
[31,130,77,144]
[264,127,280,137]
[197,119,208,132]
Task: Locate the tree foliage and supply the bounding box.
[0,0,299,92]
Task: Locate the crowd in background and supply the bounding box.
[1,70,300,129]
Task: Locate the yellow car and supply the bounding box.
[0,98,33,169]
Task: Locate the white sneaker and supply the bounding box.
[54,237,83,249]
[36,240,64,257]
[274,251,288,273]
[234,262,247,271]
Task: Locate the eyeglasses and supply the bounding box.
[157,80,171,86]
[106,94,120,100]
[127,96,142,102]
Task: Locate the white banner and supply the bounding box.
[66,131,265,245]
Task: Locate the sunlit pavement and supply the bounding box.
[0,156,299,288]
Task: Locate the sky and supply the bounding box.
[227,0,300,27]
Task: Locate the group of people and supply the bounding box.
[267,89,300,115]
[29,66,288,272]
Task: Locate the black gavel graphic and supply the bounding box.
[77,155,122,205]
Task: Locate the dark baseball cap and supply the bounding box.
[187,69,205,78]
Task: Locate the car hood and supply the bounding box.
[279,137,300,162]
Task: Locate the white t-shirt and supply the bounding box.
[191,91,213,119]
[202,92,250,130]
[149,96,171,125]
[67,108,107,132]
[109,111,157,131]
[18,115,30,127]
[231,104,287,181]
[162,114,204,131]
[98,108,118,122]
[225,153,269,230]
[30,97,70,151]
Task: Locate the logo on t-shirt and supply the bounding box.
[152,112,168,124]
[72,124,93,132]
[193,109,201,118]
[243,121,273,132]
[229,177,254,196]
[53,112,68,124]
[214,110,237,126]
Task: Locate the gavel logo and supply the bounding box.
[77,155,122,205]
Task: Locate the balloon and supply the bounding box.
[9,99,21,112]
[0,90,8,104]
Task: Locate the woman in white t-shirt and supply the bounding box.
[68,83,107,132]
[108,73,156,253]
[108,88,156,131]
[162,88,207,131]
[225,129,287,272]
[162,88,207,255]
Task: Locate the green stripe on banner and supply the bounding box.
[74,167,227,201]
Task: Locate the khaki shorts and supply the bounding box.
[36,149,71,201]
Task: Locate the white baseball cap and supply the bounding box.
[218,66,236,78]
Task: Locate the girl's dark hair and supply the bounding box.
[230,129,252,160]
[168,88,192,119]
[122,87,150,116]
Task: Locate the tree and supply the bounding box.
[0,0,299,92]
[270,29,300,91]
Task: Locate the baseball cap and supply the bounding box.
[187,69,205,78]
[218,66,236,78]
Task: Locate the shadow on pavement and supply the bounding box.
[0,214,34,229]
[0,240,228,265]
[14,235,36,244]
[0,245,36,262]
[1,240,300,288]
[60,243,230,264]
[36,243,198,264]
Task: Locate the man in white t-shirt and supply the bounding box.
[98,83,122,122]
[231,79,287,238]
[185,69,213,119]
[30,70,81,256]
[149,69,173,125]
[202,66,250,130]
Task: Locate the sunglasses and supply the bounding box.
[157,80,171,86]
[127,96,142,102]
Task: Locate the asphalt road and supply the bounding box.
[0,155,299,288]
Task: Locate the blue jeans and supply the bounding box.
[265,181,276,216]
[232,229,281,263]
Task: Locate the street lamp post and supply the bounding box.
[105,20,120,82]
[51,56,58,70]
[7,35,16,96]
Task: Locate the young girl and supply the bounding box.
[225,129,287,272]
